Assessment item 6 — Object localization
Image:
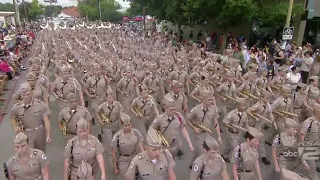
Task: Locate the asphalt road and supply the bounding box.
[0,61,318,180]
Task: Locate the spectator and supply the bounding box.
[286,66,301,90]
[300,51,314,83]
[0,58,15,80]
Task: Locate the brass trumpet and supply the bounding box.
[242,91,259,100]
[134,106,144,118]
[155,130,170,147]
[192,121,212,133]
[224,123,247,132]
[276,110,298,117]
[100,113,111,125]
[61,120,68,138]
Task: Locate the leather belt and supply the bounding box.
[241,170,252,172]
[68,132,76,135]
[25,124,43,131]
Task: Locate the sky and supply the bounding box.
[1,0,131,8]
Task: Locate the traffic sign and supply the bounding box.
[282,27,294,40]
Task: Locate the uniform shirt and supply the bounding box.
[168,70,188,84]
[165,91,187,112]
[190,154,226,180]
[97,101,123,122]
[300,117,320,141]
[131,96,156,116]
[223,109,248,133]
[155,68,169,81]
[150,112,186,146]
[85,75,107,96]
[292,91,304,108]
[237,80,256,94]
[14,85,49,102]
[255,77,268,90]
[231,143,259,171]
[216,82,236,97]
[63,135,104,168]
[142,74,163,92]
[118,77,136,96]
[58,106,92,134]
[272,132,298,161]
[52,77,82,100]
[36,74,50,88]
[270,96,293,113]
[107,66,121,82]
[304,85,320,100]
[126,150,175,180]
[10,99,51,129]
[191,85,214,98]
[188,71,200,85]
[269,76,286,88]
[111,128,144,156]
[187,104,219,129]
[7,148,49,180]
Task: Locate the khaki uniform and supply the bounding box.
[131,96,157,137]
[231,142,259,180]
[7,148,49,180]
[150,112,186,156]
[52,77,82,110]
[85,75,107,117]
[190,154,226,180]
[36,74,50,89]
[97,101,123,154]
[187,104,219,160]
[125,150,175,180]
[117,77,137,113]
[300,117,320,180]
[15,85,49,103]
[216,82,236,120]
[304,85,319,117]
[222,109,248,158]
[10,99,51,152]
[292,91,305,122]
[270,76,286,98]
[58,105,92,139]
[111,129,144,180]
[142,74,163,104]
[168,70,188,92]
[164,91,187,114]
[107,66,121,98]
[237,80,258,105]
[63,135,104,180]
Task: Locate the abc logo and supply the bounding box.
[283,150,298,157]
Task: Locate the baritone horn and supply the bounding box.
[134,106,144,118]
[100,113,110,125]
[242,91,259,100]
[155,130,170,147]
[61,120,68,138]
[275,110,298,117]
[191,120,212,133]
[223,122,247,132]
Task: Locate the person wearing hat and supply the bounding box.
[300,51,314,84]
[269,66,287,98]
[190,71,214,103]
[14,72,49,106]
[292,83,307,122]
[125,127,176,180]
[58,93,93,139]
[255,69,274,96]
[6,132,50,180]
[164,80,188,114]
[187,90,221,162]
[190,135,229,180]
[167,60,190,94]
[96,87,124,155]
[117,66,139,113]
[85,63,110,123]
[299,102,320,180]
[131,84,160,138]
[51,65,84,111]
[142,63,165,105]
[151,97,193,158]
[272,118,309,178]
[303,76,319,118]
[188,60,206,89]
[246,89,274,165]
[222,97,249,162]
[77,161,94,180]
[63,118,105,180]
[231,127,263,180]
[111,112,144,180]
[10,85,51,153]
[237,71,259,105]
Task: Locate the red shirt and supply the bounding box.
[0,61,11,73]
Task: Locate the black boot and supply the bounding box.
[176,149,183,156]
[262,157,271,165]
[221,155,230,163]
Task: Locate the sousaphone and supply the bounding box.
[40,21,49,29]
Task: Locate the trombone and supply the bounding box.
[253,112,278,130]
[223,123,247,132]
[242,91,259,100]
[274,110,298,117]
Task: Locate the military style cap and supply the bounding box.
[141,84,149,92]
[106,87,114,96]
[261,89,272,97]
[248,63,257,69]
[120,112,131,125]
[285,118,299,128]
[77,161,93,180]
[14,132,28,145]
[281,85,291,93]
[146,127,162,148]
[204,63,215,71]
[66,93,77,101]
[235,97,247,104]
[171,80,183,87]
[125,66,133,72]
[281,168,309,180]
[199,60,206,66]
[200,71,210,79]
[164,97,175,108]
[26,72,36,80]
[200,90,214,99]
[76,118,88,130]
[21,84,32,93]
[92,63,100,69]
[309,76,319,81]
[60,66,69,72]
[247,126,264,138]
[313,102,320,112]
[297,82,307,88]
[278,66,287,72]
[205,135,219,150]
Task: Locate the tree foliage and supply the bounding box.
[78,0,122,22]
[28,0,45,20]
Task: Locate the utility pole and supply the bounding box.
[98,0,101,20]
[285,0,294,27]
[50,1,53,20]
[23,0,27,22]
[12,0,19,25]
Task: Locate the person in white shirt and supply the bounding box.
[300,51,314,83]
[286,66,301,90]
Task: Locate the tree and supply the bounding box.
[28,0,45,20]
[0,3,14,12]
[44,5,62,17]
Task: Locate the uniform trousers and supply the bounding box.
[222,131,240,159]
[101,120,120,155]
[24,125,46,153]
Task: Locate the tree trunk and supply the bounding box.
[220,31,228,54]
